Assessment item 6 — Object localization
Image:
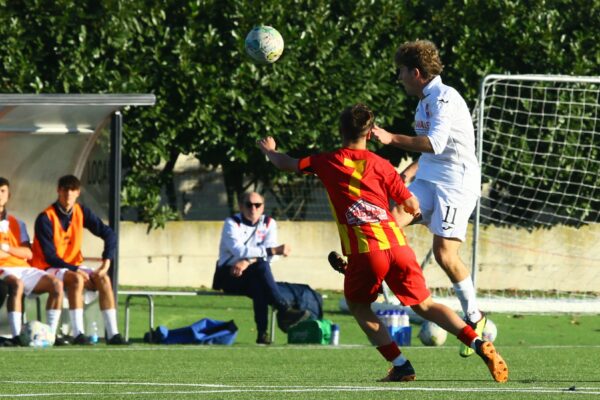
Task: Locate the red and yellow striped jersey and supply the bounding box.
[299,148,413,255]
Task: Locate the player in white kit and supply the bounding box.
[372,40,486,357]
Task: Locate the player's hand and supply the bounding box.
[403,195,421,218]
[76,269,91,283]
[371,125,393,145]
[230,259,250,278]
[257,136,277,154]
[275,243,291,257]
[92,260,110,279]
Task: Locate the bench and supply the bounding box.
[121,290,277,344]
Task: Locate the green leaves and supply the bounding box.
[1,0,597,226]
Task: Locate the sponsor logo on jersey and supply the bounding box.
[345,199,388,226]
[415,119,430,130]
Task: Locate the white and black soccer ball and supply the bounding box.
[418,321,448,346]
[244,25,284,64]
[20,320,55,347]
[482,319,498,342]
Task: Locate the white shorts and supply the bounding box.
[0,267,48,296]
[46,266,98,304]
[408,179,479,242]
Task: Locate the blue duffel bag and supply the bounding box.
[150,318,238,345]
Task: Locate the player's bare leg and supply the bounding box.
[4,275,24,343]
[412,296,508,383]
[33,275,63,310]
[63,271,85,310]
[32,275,64,338]
[433,235,485,356]
[89,273,126,344]
[347,300,416,382]
[4,275,23,313]
[432,235,470,283]
[88,273,115,311]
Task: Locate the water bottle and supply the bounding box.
[400,310,410,327]
[91,321,99,344]
[330,324,340,346]
[390,309,400,329]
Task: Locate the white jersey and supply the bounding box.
[217,213,279,267]
[413,76,481,195]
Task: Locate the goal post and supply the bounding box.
[472,74,600,312]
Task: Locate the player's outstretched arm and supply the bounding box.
[372,125,434,153]
[257,136,299,172]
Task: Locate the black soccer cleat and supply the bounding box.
[378,360,416,382]
[327,251,347,275]
[106,333,129,345]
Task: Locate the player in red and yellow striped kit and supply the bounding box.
[257,103,508,383]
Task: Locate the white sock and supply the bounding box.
[8,312,22,337]
[453,277,482,323]
[46,309,62,334]
[69,309,85,336]
[102,309,119,339]
[391,354,408,367]
[470,336,483,350]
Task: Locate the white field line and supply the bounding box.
[1,381,600,396]
[1,344,600,353]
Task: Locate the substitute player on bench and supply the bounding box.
[0,177,64,346]
[30,175,127,345]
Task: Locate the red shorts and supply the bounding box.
[343,246,430,306]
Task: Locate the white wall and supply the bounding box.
[83,221,600,293]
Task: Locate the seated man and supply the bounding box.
[0,177,64,346]
[213,191,309,344]
[30,175,126,345]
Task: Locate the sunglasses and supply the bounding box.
[245,202,263,209]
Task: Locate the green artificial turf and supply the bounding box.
[0,290,598,399]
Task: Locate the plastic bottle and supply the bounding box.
[90,321,99,344]
[330,324,340,346]
[400,310,410,327]
[390,309,400,329]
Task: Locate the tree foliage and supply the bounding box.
[0,0,598,226]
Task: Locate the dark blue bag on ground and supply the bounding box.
[152,318,238,345]
[277,282,323,320]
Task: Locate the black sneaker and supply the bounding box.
[277,308,310,333]
[54,335,71,346]
[256,331,271,345]
[106,333,129,345]
[327,251,347,275]
[72,333,92,345]
[378,360,416,382]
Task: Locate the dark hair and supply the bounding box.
[339,103,375,142]
[395,40,443,80]
[0,177,9,187]
[57,175,81,190]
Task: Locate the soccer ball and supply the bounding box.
[418,321,448,346]
[20,320,55,347]
[482,319,498,342]
[244,25,284,64]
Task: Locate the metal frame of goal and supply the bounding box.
[471,74,600,313]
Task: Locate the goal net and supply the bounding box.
[471,74,600,313]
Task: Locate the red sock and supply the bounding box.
[377,342,401,361]
[457,325,478,346]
